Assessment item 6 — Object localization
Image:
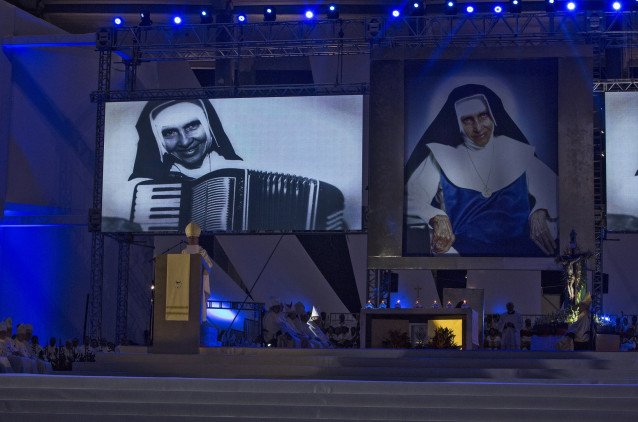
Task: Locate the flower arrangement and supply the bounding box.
[427,327,460,349]
[381,329,411,348]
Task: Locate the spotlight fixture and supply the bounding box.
[612,1,622,10]
[494,4,503,13]
[391,9,401,18]
[305,10,315,19]
[566,1,576,11]
[327,3,339,19]
[264,6,277,22]
[113,17,123,26]
[237,13,247,23]
[200,10,213,24]
[139,11,152,27]
[510,0,522,13]
[445,0,458,15]
[172,16,183,25]
[545,0,556,12]
[410,1,425,16]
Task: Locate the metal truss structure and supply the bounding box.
[115,237,130,345]
[90,11,638,339]
[593,80,638,91]
[592,93,606,316]
[90,83,369,102]
[89,46,110,341]
[95,11,638,61]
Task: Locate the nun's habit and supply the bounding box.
[405,84,557,256]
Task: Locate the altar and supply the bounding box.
[360,308,479,350]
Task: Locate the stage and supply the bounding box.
[1,348,637,421]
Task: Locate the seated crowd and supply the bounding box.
[262,298,359,349]
[484,312,638,352]
[0,317,124,373]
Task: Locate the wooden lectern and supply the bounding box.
[153,254,209,354]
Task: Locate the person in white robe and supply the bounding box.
[307,307,332,348]
[262,297,286,346]
[500,302,523,350]
[565,293,593,350]
[0,322,13,372]
[45,337,59,363]
[4,317,18,355]
[405,84,557,256]
[182,221,213,324]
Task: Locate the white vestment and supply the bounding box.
[406,136,558,253]
[500,311,523,350]
[182,245,212,322]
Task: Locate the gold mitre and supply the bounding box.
[185,222,202,237]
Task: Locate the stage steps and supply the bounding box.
[71,347,638,384]
[1,374,637,421]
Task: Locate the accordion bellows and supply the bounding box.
[131,168,346,232]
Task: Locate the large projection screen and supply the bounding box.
[403,59,558,258]
[101,96,363,233]
[368,46,594,270]
[605,92,638,232]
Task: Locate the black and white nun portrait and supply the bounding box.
[129,99,242,181]
[405,84,557,257]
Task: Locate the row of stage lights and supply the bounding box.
[113,5,340,27]
[437,0,636,15]
[112,1,638,26]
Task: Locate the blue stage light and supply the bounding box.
[113,17,123,26]
[237,13,247,23]
[327,4,339,19]
[264,6,277,22]
[494,5,503,13]
[510,0,522,13]
[466,5,475,13]
[566,1,576,11]
[391,9,401,17]
[410,1,425,16]
[173,16,182,25]
[612,1,622,10]
[200,9,213,24]
[305,10,315,19]
[139,11,152,26]
[446,0,458,15]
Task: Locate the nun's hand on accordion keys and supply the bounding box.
[429,215,455,254]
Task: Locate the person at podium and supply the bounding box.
[182,222,213,328]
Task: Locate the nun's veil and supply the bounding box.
[404,84,530,180]
[129,99,242,181]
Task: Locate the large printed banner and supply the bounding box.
[605,92,638,232]
[101,96,363,233]
[403,59,559,257]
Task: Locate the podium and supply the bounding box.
[153,254,209,354]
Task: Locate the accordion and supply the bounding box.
[131,168,345,232]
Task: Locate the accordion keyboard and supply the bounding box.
[131,183,182,231]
